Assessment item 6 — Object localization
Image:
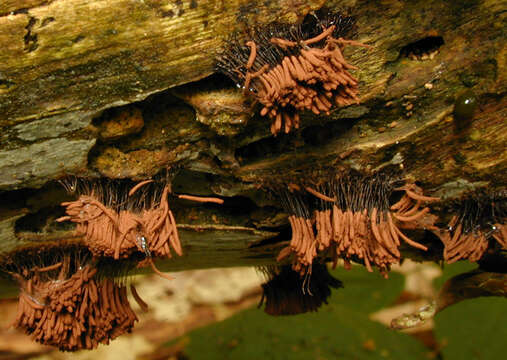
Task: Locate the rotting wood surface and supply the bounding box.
[0,0,505,286]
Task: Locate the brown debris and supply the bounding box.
[12,261,138,351]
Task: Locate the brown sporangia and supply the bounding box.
[309,173,439,275]
[275,171,439,276]
[57,179,180,261]
[258,263,342,316]
[4,175,225,351]
[5,248,144,351]
[276,185,317,276]
[57,177,223,278]
[434,190,506,263]
[216,10,370,135]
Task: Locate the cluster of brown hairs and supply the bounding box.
[5,176,223,351]
[258,262,342,316]
[261,178,506,317]
[4,247,144,351]
[433,190,506,263]
[216,10,369,135]
[57,177,222,279]
[275,171,439,277]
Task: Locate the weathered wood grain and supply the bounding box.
[0,0,324,124]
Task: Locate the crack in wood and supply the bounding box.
[24,16,38,52]
[40,16,55,27]
[0,0,57,18]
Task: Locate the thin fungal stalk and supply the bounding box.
[258,263,343,316]
[276,188,317,276]
[306,173,438,274]
[216,10,369,135]
[434,190,506,263]
[177,194,224,204]
[308,184,334,252]
[7,249,139,351]
[391,183,440,231]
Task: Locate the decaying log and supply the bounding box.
[0,0,505,296]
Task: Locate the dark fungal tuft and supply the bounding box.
[258,263,343,316]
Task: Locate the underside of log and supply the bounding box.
[0,0,505,297]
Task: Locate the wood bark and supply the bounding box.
[0,0,505,296]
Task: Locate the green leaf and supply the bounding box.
[433,261,477,290]
[175,266,428,360]
[435,297,507,360]
[328,266,405,313]
[181,305,428,360]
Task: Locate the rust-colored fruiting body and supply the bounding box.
[57,177,223,280]
[58,178,224,262]
[434,190,506,263]
[58,179,181,261]
[217,10,370,135]
[276,171,439,276]
[5,249,139,351]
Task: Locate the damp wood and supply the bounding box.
[0,0,505,284]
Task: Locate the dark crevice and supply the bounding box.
[171,169,218,196]
[24,16,38,52]
[236,118,357,164]
[40,16,55,27]
[11,182,74,233]
[400,36,444,60]
[0,78,16,90]
[72,34,85,43]
[0,8,28,17]
[301,118,356,147]
[181,73,238,90]
[0,189,31,212]
[216,195,258,215]
[14,206,68,233]
[0,1,58,17]
[235,133,296,164]
[249,224,291,248]
[479,251,507,273]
